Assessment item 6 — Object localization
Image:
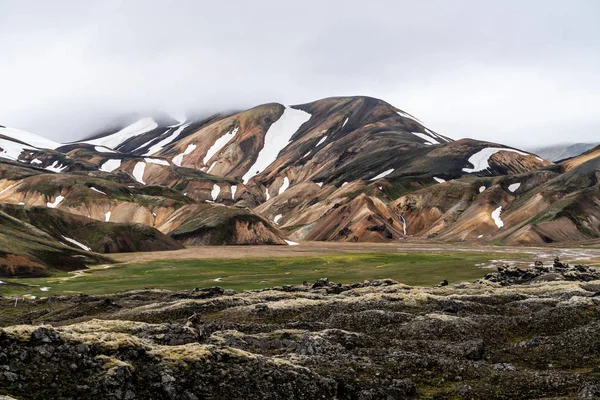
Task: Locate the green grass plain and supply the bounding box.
[0,251,530,297]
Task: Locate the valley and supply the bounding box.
[2,242,599,298]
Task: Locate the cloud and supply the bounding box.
[0,0,599,147]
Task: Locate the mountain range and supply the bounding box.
[1,96,598,276]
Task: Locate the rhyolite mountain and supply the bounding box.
[1,96,598,274]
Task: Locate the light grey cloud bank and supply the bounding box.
[1,0,599,147]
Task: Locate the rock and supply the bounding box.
[493,363,517,372]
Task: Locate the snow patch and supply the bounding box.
[285,240,299,246]
[100,159,121,173]
[213,278,222,282]
[62,235,91,251]
[144,123,190,156]
[105,211,111,222]
[462,148,528,173]
[172,144,196,166]
[370,169,394,181]
[508,183,521,192]
[45,160,67,173]
[211,184,220,201]
[47,195,64,208]
[479,186,486,193]
[342,118,349,127]
[341,182,348,187]
[491,206,504,228]
[144,157,169,166]
[433,177,445,183]
[95,146,116,153]
[242,107,312,183]
[316,135,328,147]
[203,127,238,165]
[278,177,290,195]
[265,188,270,201]
[315,182,323,187]
[90,187,106,195]
[412,132,440,145]
[40,287,50,292]
[30,158,42,164]
[0,126,60,149]
[273,214,282,224]
[82,118,158,149]
[302,151,311,158]
[132,162,146,184]
[0,138,34,161]
[231,185,237,199]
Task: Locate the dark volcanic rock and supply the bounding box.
[2,264,600,399]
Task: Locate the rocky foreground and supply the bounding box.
[2,260,600,399]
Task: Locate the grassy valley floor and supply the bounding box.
[2,242,599,297]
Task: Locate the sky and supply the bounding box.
[1,0,599,148]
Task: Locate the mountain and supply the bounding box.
[530,142,599,162]
[2,95,599,273]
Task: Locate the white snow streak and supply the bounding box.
[412,132,440,145]
[82,118,158,149]
[433,177,445,183]
[45,160,67,173]
[211,184,221,201]
[132,162,146,184]
[95,146,116,153]
[203,127,238,165]
[231,185,237,199]
[370,169,394,181]
[315,182,324,187]
[285,240,299,246]
[491,206,504,228]
[342,118,349,127]
[508,183,521,192]
[105,211,111,222]
[100,159,121,173]
[144,123,190,156]
[397,110,422,123]
[62,236,91,251]
[273,214,282,224]
[265,188,270,201]
[47,195,64,208]
[242,107,312,183]
[172,144,196,166]
[302,151,311,158]
[341,182,348,187]
[40,287,50,292]
[90,187,106,195]
[479,186,486,193]
[278,177,290,195]
[316,135,328,147]
[462,148,528,173]
[144,157,170,166]
[30,158,42,164]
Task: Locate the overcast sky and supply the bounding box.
[1,0,599,147]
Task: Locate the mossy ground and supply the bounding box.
[0,251,530,297]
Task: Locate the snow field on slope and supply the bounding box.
[278,177,290,195]
[211,184,221,201]
[203,127,239,165]
[508,183,521,192]
[462,148,528,173]
[0,126,60,149]
[491,206,504,228]
[370,169,394,181]
[62,236,91,251]
[411,132,439,145]
[132,162,146,184]
[144,123,190,156]
[242,107,312,183]
[47,195,64,208]
[0,138,35,161]
[100,159,121,173]
[83,118,158,149]
[172,144,196,167]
